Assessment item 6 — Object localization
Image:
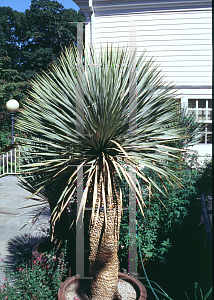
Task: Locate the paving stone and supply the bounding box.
[0,214,15,224]
[0,175,50,284]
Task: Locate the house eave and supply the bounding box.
[73,0,212,15]
[72,1,92,16]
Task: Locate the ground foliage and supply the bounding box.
[0,241,67,300]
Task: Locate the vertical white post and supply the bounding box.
[15,147,17,174]
[10,150,12,173]
[6,152,9,174]
[3,154,5,175]
[84,15,92,54]
[76,22,85,278]
[19,148,20,174]
[129,20,138,277]
[196,99,198,120]
[89,0,95,46]
[206,99,208,120]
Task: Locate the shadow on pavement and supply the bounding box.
[4,234,48,271]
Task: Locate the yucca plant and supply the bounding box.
[16,44,187,299]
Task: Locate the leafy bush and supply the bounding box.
[196,156,212,197]
[0,129,10,150]
[118,151,202,266]
[0,241,67,300]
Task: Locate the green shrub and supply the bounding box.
[0,242,67,300]
[0,129,10,150]
[118,152,202,266]
[196,156,212,197]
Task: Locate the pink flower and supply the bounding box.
[5,296,8,299]
[19,267,22,271]
[34,260,37,264]
[4,278,7,281]
[1,258,3,261]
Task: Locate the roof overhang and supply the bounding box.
[73,0,212,16]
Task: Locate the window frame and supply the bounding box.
[187,98,212,144]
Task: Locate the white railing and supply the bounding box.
[0,147,20,177]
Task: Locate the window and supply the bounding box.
[188,99,212,144]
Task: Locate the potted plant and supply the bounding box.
[58,272,147,300]
[17,44,190,299]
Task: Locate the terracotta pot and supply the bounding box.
[58,272,147,300]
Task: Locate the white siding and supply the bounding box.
[93,8,212,87]
[82,4,212,160]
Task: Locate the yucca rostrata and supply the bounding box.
[17,44,186,299]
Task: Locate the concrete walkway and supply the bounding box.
[0,176,50,284]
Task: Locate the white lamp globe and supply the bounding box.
[6,99,19,112]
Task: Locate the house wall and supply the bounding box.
[94,7,212,159]
[94,8,212,88]
[74,0,212,159]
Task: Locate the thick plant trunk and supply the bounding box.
[89,181,122,300]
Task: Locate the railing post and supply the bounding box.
[6,152,9,174]
[3,154,5,175]
[0,145,20,177]
[18,148,20,174]
[15,147,16,174]
[10,149,13,174]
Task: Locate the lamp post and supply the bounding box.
[6,99,19,145]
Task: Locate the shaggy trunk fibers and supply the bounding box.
[89,181,122,300]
